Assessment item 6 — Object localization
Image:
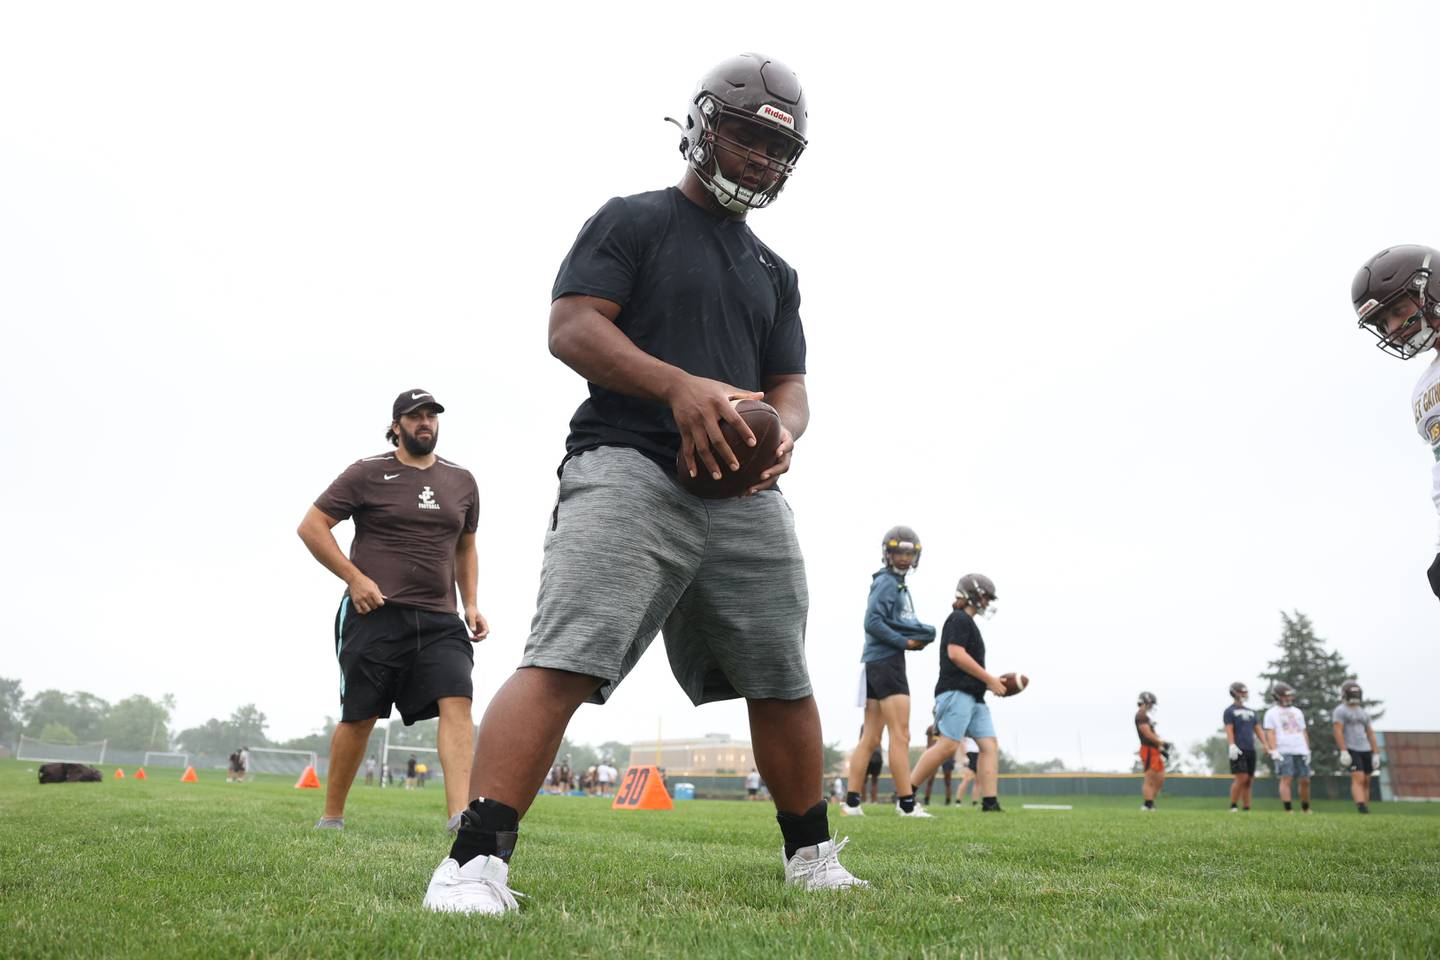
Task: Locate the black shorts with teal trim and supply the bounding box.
[333,596,474,724]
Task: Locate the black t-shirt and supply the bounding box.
[551,187,807,471]
[936,609,987,699]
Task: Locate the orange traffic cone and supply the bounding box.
[114,768,125,779]
[295,764,321,789]
[134,768,147,780]
[180,766,198,783]
[610,765,673,811]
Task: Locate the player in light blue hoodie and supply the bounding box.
[843,526,937,817]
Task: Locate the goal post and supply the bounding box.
[242,747,318,777]
[143,751,189,769]
[379,720,453,787]
[16,736,108,765]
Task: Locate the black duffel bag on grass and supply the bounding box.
[38,762,103,783]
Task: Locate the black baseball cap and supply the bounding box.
[392,389,445,420]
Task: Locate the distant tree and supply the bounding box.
[175,718,234,756]
[821,740,845,774]
[0,677,23,743]
[176,703,274,756]
[998,750,1066,774]
[39,722,77,744]
[104,695,174,751]
[596,741,630,768]
[23,690,109,742]
[1258,611,1384,778]
[277,716,338,753]
[555,736,598,773]
[1187,731,1230,775]
[227,704,270,747]
[387,718,437,748]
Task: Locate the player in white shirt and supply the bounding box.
[1351,244,1440,602]
[1261,682,1311,814]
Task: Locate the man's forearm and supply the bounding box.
[551,309,684,402]
[455,548,478,609]
[299,524,363,586]
[764,378,809,442]
[948,649,994,684]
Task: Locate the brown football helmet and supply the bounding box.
[669,53,808,214]
[1351,244,1440,358]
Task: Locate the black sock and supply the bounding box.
[1230,803,1238,810]
[448,797,520,866]
[1357,802,1369,813]
[845,791,861,808]
[897,794,917,813]
[1284,801,1292,811]
[1301,802,1310,811]
[982,796,1001,811]
[777,801,829,859]
[1142,799,1154,809]
[1243,806,1250,811]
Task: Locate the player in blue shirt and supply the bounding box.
[1223,682,1262,812]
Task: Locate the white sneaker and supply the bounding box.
[422,856,523,914]
[1140,805,1153,812]
[840,803,865,816]
[783,837,869,890]
[896,801,934,818]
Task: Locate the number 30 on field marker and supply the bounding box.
[611,764,673,811]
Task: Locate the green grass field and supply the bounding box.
[1,759,1437,959]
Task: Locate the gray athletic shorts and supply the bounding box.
[520,445,812,705]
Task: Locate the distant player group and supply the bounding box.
[288,51,1435,916]
[1134,680,1382,815]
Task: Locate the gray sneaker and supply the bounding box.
[314,816,345,830]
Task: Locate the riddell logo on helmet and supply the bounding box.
[757,104,795,129]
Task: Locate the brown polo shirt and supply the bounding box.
[315,452,479,613]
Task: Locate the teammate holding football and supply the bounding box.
[906,575,1007,813]
[843,527,937,818]
[1351,245,1440,603]
[297,390,485,831]
[1135,692,1170,811]
[1332,681,1381,814]
[1263,682,1312,814]
[1223,682,1261,812]
[425,54,866,914]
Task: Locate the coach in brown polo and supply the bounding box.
[297,389,486,830]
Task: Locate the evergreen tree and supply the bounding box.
[1258,611,1383,777]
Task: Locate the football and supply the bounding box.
[675,399,784,499]
[1000,672,1029,697]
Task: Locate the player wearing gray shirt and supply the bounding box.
[1332,682,1381,814]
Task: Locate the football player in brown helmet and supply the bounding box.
[1351,245,1440,602]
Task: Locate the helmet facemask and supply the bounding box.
[680,97,806,214]
[1355,263,1440,359]
[955,573,997,617]
[884,544,920,574]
